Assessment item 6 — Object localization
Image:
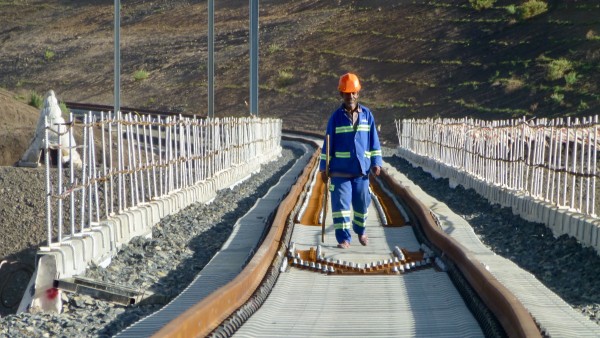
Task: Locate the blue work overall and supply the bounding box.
[330,175,371,244]
[320,103,383,244]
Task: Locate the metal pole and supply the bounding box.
[249,0,259,116]
[114,0,121,114]
[208,0,214,118]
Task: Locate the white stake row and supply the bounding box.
[397,115,600,218]
[44,112,282,246]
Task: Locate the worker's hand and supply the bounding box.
[320,170,329,183]
[371,166,381,176]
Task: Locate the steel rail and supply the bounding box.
[379,170,541,338]
[154,131,541,337]
[151,138,318,337]
[59,105,541,337]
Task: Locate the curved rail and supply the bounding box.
[153,132,540,337]
[379,170,540,337]
[153,144,318,337]
[61,104,541,337]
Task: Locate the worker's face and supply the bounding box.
[340,91,359,109]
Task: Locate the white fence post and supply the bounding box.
[42,113,282,259]
[396,115,600,220]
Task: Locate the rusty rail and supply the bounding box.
[379,169,541,338]
[153,142,319,338]
[58,107,541,337]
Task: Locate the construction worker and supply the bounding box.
[320,73,382,249]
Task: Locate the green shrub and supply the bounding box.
[505,4,517,14]
[268,43,282,54]
[59,101,70,115]
[578,100,589,111]
[276,70,294,87]
[550,91,564,104]
[133,69,149,81]
[29,91,43,109]
[502,77,524,92]
[519,0,547,19]
[564,72,578,86]
[469,0,496,10]
[546,58,573,81]
[586,30,600,41]
[44,48,55,61]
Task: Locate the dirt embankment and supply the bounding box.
[0,88,40,166]
[0,88,46,264]
[0,89,50,266]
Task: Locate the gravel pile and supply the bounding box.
[1,146,599,337]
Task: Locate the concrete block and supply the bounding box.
[581,218,593,246]
[547,208,561,236]
[556,208,570,236]
[61,239,86,275]
[174,190,184,212]
[70,234,94,262]
[138,204,153,232]
[99,220,117,249]
[497,189,507,206]
[34,250,65,279]
[541,202,551,224]
[562,210,577,236]
[591,221,600,251]
[179,190,188,209]
[113,214,128,243]
[147,202,160,227]
[156,197,168,218]
[92,225,111,252]
[190,185,199,201]
[565,213,580,239]
[17,253,59,314]
[129,208,144,237]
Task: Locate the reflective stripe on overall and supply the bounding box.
[330,175,370,244]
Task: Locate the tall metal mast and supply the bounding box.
[114,0,121,114]
[208,0,215,118]
[249,0,259,116]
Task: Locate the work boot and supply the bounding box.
[358,235,369,246]
[337,241,350,249]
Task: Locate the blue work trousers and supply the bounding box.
[330,175,371,244]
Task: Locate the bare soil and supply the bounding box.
[0,0,599,268]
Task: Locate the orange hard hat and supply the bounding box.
[338,73,361,93]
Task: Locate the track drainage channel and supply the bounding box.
[54,277,165,306]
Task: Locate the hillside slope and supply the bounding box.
[0,0,599,146]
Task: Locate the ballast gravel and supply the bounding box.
[384,153,600,326]
[0,146,599,337]
[0,146,302,337]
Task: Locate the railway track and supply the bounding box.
[49,103,595,337]
[101,129,536,337]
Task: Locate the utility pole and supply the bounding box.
[249,0,259,116]
[114,0,121,114]
[208,0,214,118]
